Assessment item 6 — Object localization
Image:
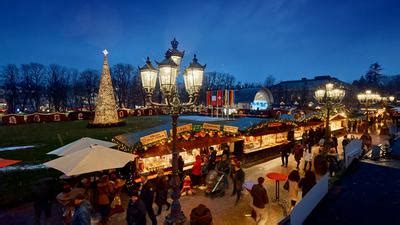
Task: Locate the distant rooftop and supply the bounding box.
[273,75,348,90]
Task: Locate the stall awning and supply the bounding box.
[141,136,243,158]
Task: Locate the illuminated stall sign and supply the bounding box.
[223,125,239,133]
[170,124,193,135]
[140,130,168,146]
[202,123,221,131]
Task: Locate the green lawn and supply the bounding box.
[0,116,170,163]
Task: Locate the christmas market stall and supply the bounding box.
[329,113,347,135]
[294,115,324,140]
[112,123,243,179]
[238,121,296,165]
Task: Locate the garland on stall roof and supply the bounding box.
[113,127,239,154]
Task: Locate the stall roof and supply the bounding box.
[141,136,243,158]
[330,114,347,121]
[114,117,269,148]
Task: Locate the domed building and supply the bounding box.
[235,87,274,110]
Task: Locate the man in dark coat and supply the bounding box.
[281,143,292,167]
[155,172,170,215]
[250,177,269,224]
[126,191,147,225]
[231,161,245,205]
[140,175,157,225]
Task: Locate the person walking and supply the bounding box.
[155,171,170,215]
[140,175,157,225]
[298,171,316,198]
[178,155,185,181]
[71,194,92,225]
[342,134,350,159]
[250,177,269,225]
[126,191,147,225]
[191,155,202,188]
[281,145,290,167]
[332,135,338,154]
[207,148,217,171]
[293,144,303,169]
[287,170,300,211]
[216,154,231,190]
[231,161,245,205]
[303,147,313,171]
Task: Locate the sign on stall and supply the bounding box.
[170,124,192,135]
[140,130,168,146]
[223,125,239,133]
[203,123,221,131]
[268,122,283,128]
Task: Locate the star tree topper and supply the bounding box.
[103,49,109,56]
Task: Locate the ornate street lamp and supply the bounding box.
[139,38,205,225]
[314,83,345,152]
[357,90,381,132]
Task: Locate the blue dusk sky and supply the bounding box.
[0,0,399,83]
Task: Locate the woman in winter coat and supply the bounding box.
[298,171,316,198]
[287,170,300,211]
[293,144,303,169]
[303,147,313,171]
[191,155,202,187]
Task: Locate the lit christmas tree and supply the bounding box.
[89,50,123,127]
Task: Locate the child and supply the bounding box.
[181,174,194,196]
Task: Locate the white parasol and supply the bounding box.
[44,144,135,176]
[47,137,116,156]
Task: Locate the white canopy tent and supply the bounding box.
[44,144,135,176]
[47,137,116,156]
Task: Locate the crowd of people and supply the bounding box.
[35,123,377,225]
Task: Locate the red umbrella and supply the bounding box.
[0,158,21,168]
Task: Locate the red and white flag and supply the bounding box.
[206,90,211,106]
[229,90,235,106]
[211,93,217,106]
[217,90,223,106]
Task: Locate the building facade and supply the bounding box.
[270,75,350,107]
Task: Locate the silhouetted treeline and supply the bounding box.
[1,63,262,113]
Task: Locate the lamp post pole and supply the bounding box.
[139,38,205,225]
[314,83,345,153]
[325,103,331,152]
[357,90,380,134]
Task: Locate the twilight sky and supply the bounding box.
[1,0,399,83]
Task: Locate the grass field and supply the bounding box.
[0,116,170,163]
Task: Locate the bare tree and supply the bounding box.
[79,69,99,111]
[130,72,145,107]
[46,64,69,112]
[1,64,20,113]
[263,75,276,88]
[111,64,134,108]
[20,63,46,112]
